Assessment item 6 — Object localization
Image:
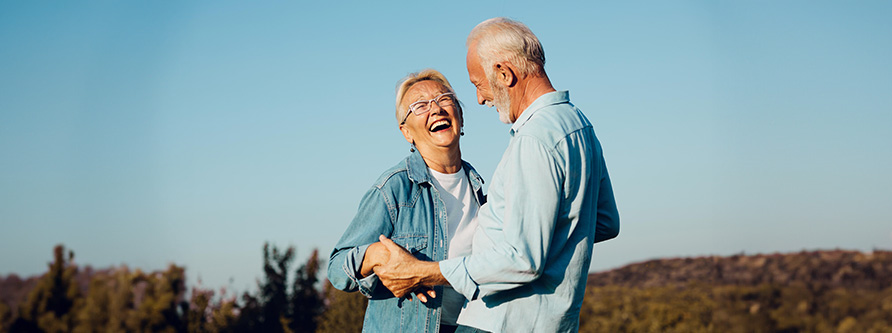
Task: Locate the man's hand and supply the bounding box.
[374,235,443,301]
[359,242,389,278]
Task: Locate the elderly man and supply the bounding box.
[375,17,620,332]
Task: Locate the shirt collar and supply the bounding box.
[510,90,570,136]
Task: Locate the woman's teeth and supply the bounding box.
[429,120,451,132]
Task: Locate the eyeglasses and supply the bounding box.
[401,92,455,124]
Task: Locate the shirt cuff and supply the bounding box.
[439,257,480,300]
[343,244,379,298]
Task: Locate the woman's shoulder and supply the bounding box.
[370,155,414,190]
[461,160,485,182]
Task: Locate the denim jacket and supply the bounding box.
[327,150,486,333]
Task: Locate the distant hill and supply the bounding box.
[587,249,892,290]
[579,250,892,332]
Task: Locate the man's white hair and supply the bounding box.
[467,17,546,78]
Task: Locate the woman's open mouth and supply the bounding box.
[429,119,451,133]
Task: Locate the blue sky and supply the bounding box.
[2,1,890,292]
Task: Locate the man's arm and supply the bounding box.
[376,137,563,300]
[594,149,620,243]
[440,136,563,299]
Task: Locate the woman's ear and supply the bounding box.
[399,124,413,144]
[456,103,464,128]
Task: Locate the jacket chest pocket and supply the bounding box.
[391,236,430,261]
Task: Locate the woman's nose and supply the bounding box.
[429,101,446,115]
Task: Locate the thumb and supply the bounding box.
[378,235,403,252]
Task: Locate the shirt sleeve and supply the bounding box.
[327,186,395,298]
[593,151,620,243]
[441,136,562,299]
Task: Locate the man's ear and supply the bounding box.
[493,62,518,88]
[399,124,414,144]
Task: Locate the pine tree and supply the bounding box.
[261,243,294,333]
[233,243,323,332]
[16,244,81,333]
[289,249,322,333]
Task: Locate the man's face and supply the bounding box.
[467,44,513,124]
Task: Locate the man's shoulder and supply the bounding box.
[516,102,592,147]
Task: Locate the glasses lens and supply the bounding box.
[409,101,430,115]
[436,94,454,108]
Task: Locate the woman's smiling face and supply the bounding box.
[399,80,463,154]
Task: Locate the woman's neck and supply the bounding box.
[420,146,462,174]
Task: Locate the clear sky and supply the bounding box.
[2,1,890,293]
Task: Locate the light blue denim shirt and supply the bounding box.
[439,91,620,332]
[327,150,486,333]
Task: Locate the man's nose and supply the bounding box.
[477,90,485,105]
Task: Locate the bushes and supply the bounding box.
[579,270,892,332]
[0,244,325,333]
[3,247,889,332]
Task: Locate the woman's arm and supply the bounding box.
[327,187,395,296]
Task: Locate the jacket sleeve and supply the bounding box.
[327,186,395,298]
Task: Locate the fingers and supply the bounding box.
[413,288,437,303]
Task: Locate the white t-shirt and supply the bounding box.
[428,167,479,325]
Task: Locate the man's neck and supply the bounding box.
[512,74,556,120]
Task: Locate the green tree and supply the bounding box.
[17,244,81,333]
[188,286,214,333]
[290,249,322,333]
[316,280,368,333]
[233,292,262,331]
[0,301,12,332]
[99,266,143,332]
[73,270,114,332]
[231,243,324,332]
[260,243,294,333]
[127,265,187,332]
[187,285,239,333]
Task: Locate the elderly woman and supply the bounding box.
[327,69,484,332]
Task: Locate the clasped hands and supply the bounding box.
[367,235,438,302]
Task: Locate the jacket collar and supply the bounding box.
[406,149,432,184]
[405,149,484,190]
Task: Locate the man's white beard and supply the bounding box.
[489,82,513,124]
